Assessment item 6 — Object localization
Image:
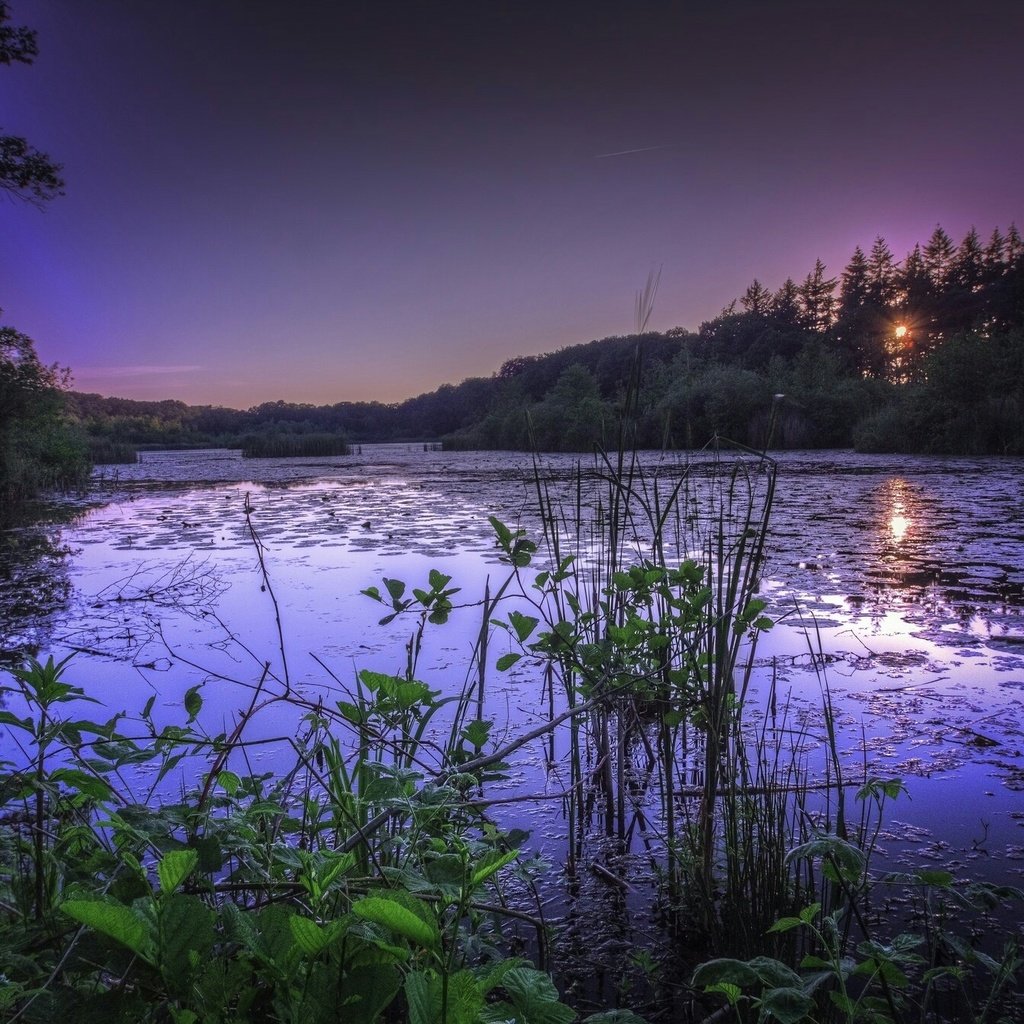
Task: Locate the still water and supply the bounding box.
[3,446,1024,922]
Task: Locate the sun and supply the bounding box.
[894,324,908,339]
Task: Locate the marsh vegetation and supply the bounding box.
[2,443,1022,1023]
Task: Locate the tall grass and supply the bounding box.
[241,432,350,458]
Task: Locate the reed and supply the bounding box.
[241,431,350,458]
[86,438,139,464]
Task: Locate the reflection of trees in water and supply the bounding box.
[0,519,74,666]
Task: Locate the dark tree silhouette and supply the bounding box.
[0,2,64,204]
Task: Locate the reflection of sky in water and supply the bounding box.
[5,447,1024,885]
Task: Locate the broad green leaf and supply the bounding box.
[470,848,518,889]
[48,767,113,800]
[786,834,865,881]
[746,957,803,988]
[692,958,759,989]
[217,769,241,795]
[428,569,452,590]
[407,968,482,1024]
[507,610,539,643]
[62,898,155,963]
[158,848,198,895]
[704,982,742,1005]
[384,577,406,602]
[158,893,214,991]
[183,685,203,722]
[799,902,822,923]
[340,963,403,1024]
[767,916,802,934]
[351,895,439,950]
[760,986,815,1023]
[486,967,573,1024]
[496,652,521,671]
[290,915,330,956]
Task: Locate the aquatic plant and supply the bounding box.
[241,432,350,458]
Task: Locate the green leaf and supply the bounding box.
[218,769,241,795]
[470,848,518,889]
[428,569,452,591]
[761,986,815,1023]
[915,869,954,887]
[704,982,742,1005]
[0,710,33,732]
[384,577,406,602]
[460,718,492,749]
[747,957,803,989]
[340,963,403,1024]
[290,914,333,956]
[158,848,198,895]
[496,652,521,671]
[183,685,203,722]
[48,767,113,800]
[158,893,214,992]
[799,902,822,924]
[62,897,156,963]
[351,894,439,951]
[508,610,539,643]
[767,916,803,934]
[488,967,574,1024]
[692,958,759,989]
[786,834,865,881]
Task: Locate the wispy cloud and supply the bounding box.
[73,365,203,379]
[595,145,668,159]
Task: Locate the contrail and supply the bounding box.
[595,145,667,159]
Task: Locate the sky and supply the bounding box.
[2,0,1022,408]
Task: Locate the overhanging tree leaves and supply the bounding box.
[0,2,64,203]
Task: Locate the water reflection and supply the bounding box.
[884,477,913,545]
[0,511,83,666]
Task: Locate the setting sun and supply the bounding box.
[894,324,908,339]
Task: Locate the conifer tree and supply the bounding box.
[798,259,837,333]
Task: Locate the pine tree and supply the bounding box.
[951,228,984,291]
[922,225,955,291]
[866,237,897,309]
[798,259,837,333]
[771,278,801,328]
[740,279,773,316]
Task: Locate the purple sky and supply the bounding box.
[3,0,1022,407]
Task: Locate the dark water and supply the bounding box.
[3,446,1023,990]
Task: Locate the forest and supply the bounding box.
[3,221,1023,507]
[54,223,1024,464]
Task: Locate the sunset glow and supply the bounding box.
[4,1,1023,407]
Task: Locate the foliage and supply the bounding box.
[693,827,1024,1023]
[64,220,1024,456]
[0,648,568,1022]
[4,451,1023,1021]
[0,1,64,204]
[0,322,90,507]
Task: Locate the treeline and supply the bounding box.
[69,223,1024,457]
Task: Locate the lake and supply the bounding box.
[2,445,1023,1002]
